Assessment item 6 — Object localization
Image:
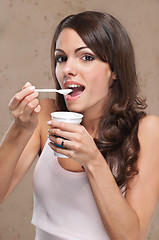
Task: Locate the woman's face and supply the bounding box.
[54,28,113,117]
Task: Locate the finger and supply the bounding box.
[48,127,76,142]
[48,134,69,146]
[48,123,86,143]
[9,85,36,111]
[33,104,41,114]
[48,134,80,152]
[22,98,40,119]
[16,101,41,128]
[48,120,82,133]
[9,86,36,111]
[22,82,32,90]
[29,104,41,121]
[11,91,39,118]
[48,140,73,158]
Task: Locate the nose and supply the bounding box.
[63,58,77,77]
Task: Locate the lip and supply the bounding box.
[64,80,85,89]
[64,80,85,102]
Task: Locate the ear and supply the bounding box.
[112,72,116,80]
[109,72,117,89]
[109,72,116,88]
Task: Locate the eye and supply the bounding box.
[55,55,67,63]
[82,54,94,61]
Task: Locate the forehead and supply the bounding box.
[55,28,87,50]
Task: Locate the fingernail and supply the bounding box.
[29,86,35,91]
[25,82,31,86]
[34,105,41,113]
[47,120,52,125]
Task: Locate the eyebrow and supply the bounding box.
[54,46,89,54]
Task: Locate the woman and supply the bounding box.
[0,11,159,240]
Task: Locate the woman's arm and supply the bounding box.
[84,152,140,240]
[84,115,159,240]
[125,115,159,238]
[48,115,159,240]
[0,82,41,203]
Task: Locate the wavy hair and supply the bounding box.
[51,11,147,190]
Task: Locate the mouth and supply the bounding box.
[64,82,85,100]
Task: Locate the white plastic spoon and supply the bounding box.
[35,88,73,96]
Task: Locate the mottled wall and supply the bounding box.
[0,0,158,239]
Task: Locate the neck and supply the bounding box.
[81,98,111,138]
[81,110,101,138]
[83,91,112,133]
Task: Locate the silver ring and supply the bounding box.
[61,139,64,147]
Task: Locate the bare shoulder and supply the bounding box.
[137,114,159,170]
[39,98,57,122]
[39,97,56,107]
[126,115,159,237]
[40,98,57,113]
[138,115,159,141]
[139,114,159,128]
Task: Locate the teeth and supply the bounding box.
[67,84,81,88]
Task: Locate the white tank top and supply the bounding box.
[32,139,110,240]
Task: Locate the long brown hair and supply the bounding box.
[51,11,147,190]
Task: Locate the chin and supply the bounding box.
[66,104,84,114]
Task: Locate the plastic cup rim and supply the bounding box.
[51,111,83,120]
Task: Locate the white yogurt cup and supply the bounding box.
[51,111,83,158]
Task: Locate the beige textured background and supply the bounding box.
[0,0,158,239]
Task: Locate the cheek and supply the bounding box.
[88,69,111,93]
[55,67,62,87]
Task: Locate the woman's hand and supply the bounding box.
[48,120,101,168]
[9,82,41,131]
